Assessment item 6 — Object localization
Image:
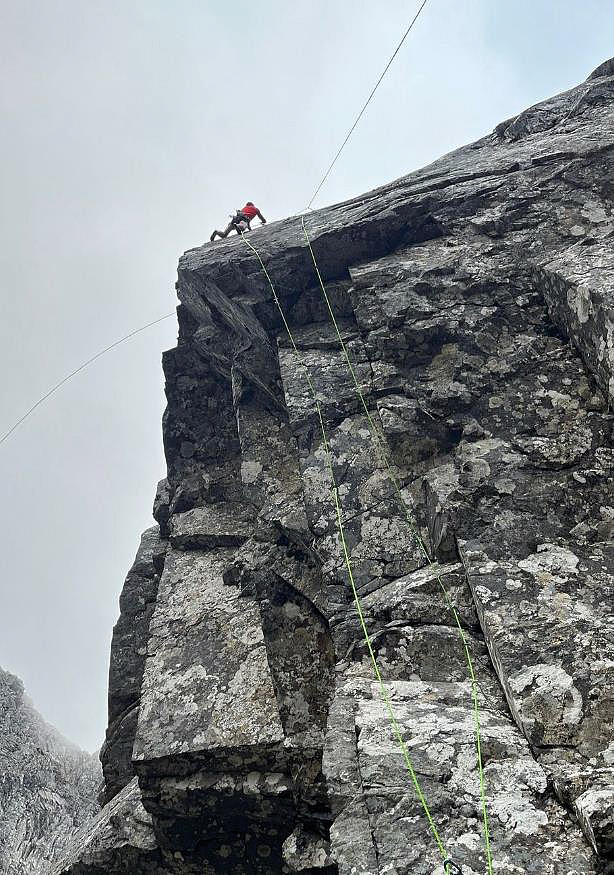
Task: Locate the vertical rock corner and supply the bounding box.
[57,57,614,874]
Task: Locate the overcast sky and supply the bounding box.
[1,0,612,753]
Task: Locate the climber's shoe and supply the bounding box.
[209,232,216,242]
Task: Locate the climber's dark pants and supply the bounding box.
[211,217,250,240]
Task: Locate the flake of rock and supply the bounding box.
[536,241,614,402]
[153,478,171,536]
[52,778,162,875]
[549,765,614,857]
[169,503,253,549]
[282,825,334,872]
[133,548,284,762]
[461,541,614,759]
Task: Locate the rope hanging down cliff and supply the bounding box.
[299,215,494,874]
[239,228,456,871]
[298,2,492,867]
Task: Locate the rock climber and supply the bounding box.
[210,202,267,241]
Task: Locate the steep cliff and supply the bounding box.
[0,667,100,874]
[58,59,614,874]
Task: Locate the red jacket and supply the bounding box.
[241,203,259,220]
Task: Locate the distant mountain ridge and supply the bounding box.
[0,666,100,874]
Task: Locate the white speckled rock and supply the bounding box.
[58,57,614,875]
[0,667,100,874]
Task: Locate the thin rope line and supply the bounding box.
[6,2,429,446]
[300,216,493,873]
[306,0,429,210]
[0,313,175,447]
[238,229,449,863]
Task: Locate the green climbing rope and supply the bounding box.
[238,229,450,864]
[299,215,493,875]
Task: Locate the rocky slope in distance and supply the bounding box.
[0,667,100,874]
[58,57,614,874]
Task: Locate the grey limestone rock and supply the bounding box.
[51,777,165,874]
[169,503,254,549]
[59,57,614,874]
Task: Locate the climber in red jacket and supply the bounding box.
[210,202,266,241]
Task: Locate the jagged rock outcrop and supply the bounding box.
[0,667,100,874]
[59,58,614,874]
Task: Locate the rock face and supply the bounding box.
[0,667,100,874]
[60,59,614,873]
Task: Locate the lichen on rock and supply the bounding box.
[57,57,614,874]
[0,667,100,874]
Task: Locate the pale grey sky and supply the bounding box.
[1,0,612,752]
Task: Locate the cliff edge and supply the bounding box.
[58,59,614,874]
